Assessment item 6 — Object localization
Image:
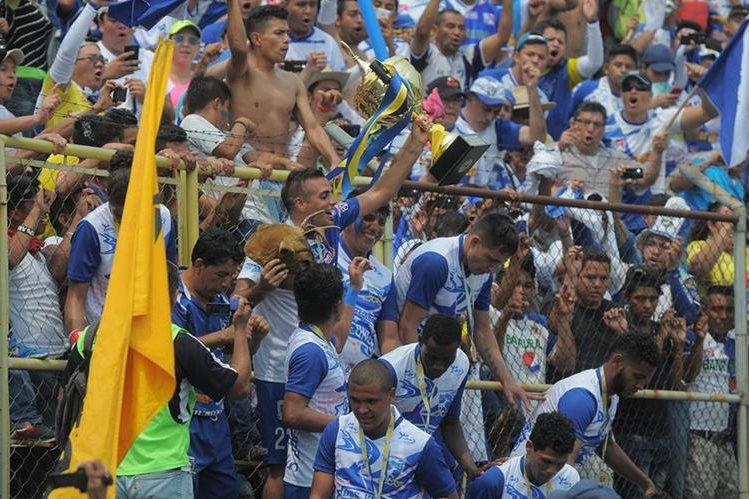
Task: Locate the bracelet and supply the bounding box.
[344,287,360,306]
[16,224,35,237]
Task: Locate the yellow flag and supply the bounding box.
[52,38,176,498]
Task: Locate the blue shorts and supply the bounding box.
[188,413,238,499]
[283,483,310,498]
[256,379,288,465]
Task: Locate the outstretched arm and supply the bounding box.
[227,0,249,80]
[293,75,341,167]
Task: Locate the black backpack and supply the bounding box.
[54,323,99,450]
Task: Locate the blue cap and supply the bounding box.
[515,32,548,51]
[547,480,621,499]
[469,77,514,106]
[643,44,675,72]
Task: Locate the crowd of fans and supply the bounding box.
[4,0,748,496]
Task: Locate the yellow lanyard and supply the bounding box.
[359,411,395,499]
[415,350,436,431]
[308,324,328,344]
[459,258,475,336]
[599,367,610,458]
[522,457,553,496]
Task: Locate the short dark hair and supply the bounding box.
[105,108,138,128]
[337,0,357,16]
[109,150,134,173]
[73,115,122,147]
[677,20,703,33]
[581,246,611,269]
[623,265,663,297]
[7,175,38,212]
[420,314,461,346]
[607,332,661,367]
[156,124,187,152]
[529,412,576,455]
[294,263,344,324]
[573,101,607,122]
[281,167,327,211]
[645,193,670,208]
[107,168,131,208]
[469,212,519,254]
[349,359,394,392]
[191,228,244,266]
[705,285,733,300]
[167,260,181,295]
[347,187,390,218]
[534,18,567,36]
[435,211,468,238]
[49,187,83,234]
[245,5,287,38]
[185,76,231,115]
[607,44,638,65]
[436,8,462,24]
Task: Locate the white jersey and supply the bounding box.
[512,369,619,464]
[252,288,298,383]
[409,42,483,90]
[337,243,398,379]
[688,330,735,432]
[571,77,623,122]
[284,326,347,487]
[479,455,579,498]
[380,343,470,434]
[287,27,347,71]
[490,310,555,386]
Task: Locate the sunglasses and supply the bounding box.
[622,80,651,92]
[171,33,200,46]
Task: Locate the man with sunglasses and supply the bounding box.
[604,71,717,232]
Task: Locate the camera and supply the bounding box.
[111,86,127,103]
[621,167,644,180]
[340,124,361,137]
[282,60,306,73]
[681,32,706,45]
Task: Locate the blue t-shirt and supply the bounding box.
[557,388,599,439]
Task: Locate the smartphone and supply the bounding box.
[376,7,391,20]
[282,60,306,72]
[123,44,139,61]
[680,32,706,45]
[340,124,361,137]
[621,167,644,179]
[111,86,127,103]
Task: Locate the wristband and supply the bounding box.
[16,224,35,237]
[344,287,360,306]
[233,120,249,131]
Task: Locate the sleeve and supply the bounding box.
[494,119,523,151]
[181,114,224,156]
[378,357,399,388]
[686,240,706,266]
[444,370,468,421]
[162,210,177,264]
[237,256,262,283]
[327,39,347,71]
[171,299,191,332]
[48,3,98,85]
[67,220,101,283]
[286,343,329,398]
[404,252,449,310]
[557,388,599,439]
[473,277,493,312]
[569,80,596,118]
[175,332,238,402]
[317,0,337,25]
[415,437,457,497]
[334,197,361,231]
[466,466,505,499]
[570,22,604,84]
[378,277,400,323]
[313,419,340,474]
[667,270,700,325]
[410,45,430,72]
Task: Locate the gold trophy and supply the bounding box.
[342,42,489,185]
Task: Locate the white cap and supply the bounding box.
[3,49,24,66]
[469,77,512,106]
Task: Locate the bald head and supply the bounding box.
[348,359,394,393]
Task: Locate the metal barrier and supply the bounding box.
[0,134,746,498]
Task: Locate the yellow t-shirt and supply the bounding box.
[37,153,80,193]
[687,240,749,290]
[41,75,92,128]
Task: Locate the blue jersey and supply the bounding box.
[314,407,456,498]
[467,456,579,498]
[172,280,232,416]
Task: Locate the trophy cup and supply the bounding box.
[342,43,489,186]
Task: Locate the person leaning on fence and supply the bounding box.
[612,265,686,498]
[511,332,662,495]
[468,412,580,498]
[379,314,477,479]
[310,359,458,499]
[682,286,738,498]
[60,261,263,498]
[171,228,260,498]
[64,162,178,332]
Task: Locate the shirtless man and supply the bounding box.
[227,1,340,166]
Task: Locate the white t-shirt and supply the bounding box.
[252,288,298,383]
[688,330,735,432]
[97,42,155,117]
[287,27,346,71]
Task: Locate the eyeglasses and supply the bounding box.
[622,80,651,92]
[171,33,201,46]
[76,55,106,65]
[574,118,604,130]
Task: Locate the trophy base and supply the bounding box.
[429,134,490,186]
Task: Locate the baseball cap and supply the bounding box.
[621,72,652,91]
[637,196,689,244]
[306,67,349,90]
[729,5,749,21]
[642,44,675,72]
[2,48,24,66]
[169,19,202,37]
[547,480,621,499]
[426,76,465,100]
[515,32,548,51]
[469,77,513,106]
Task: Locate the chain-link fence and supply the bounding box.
[1,135,746,498]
